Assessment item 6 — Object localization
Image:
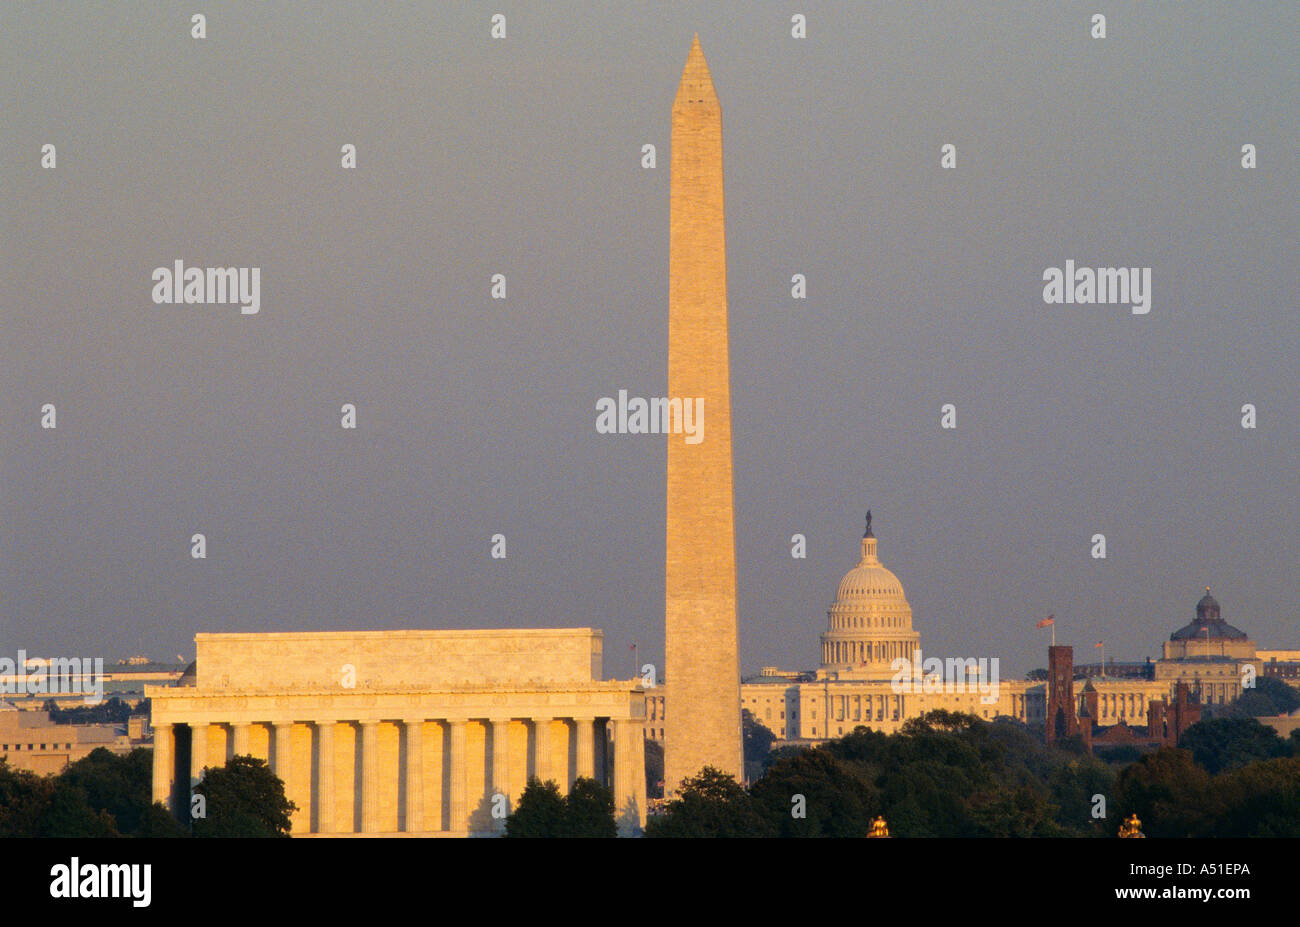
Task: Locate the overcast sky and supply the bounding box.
[3,2,1297,679]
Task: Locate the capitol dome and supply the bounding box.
[820,515,922,679]
[834,556,907,601]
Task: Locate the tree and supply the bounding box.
[504,777,616,837]
[136,801,189,837]
[1053,733,1092,756]
[645,766,775,837]
[1228,677,1300,718]
[46,697,137,726]
[1213,757,1300,837]
[762,743,809,773]
[1114,748,1214,837]
[818,714,1106,837]
[900,709,982,734]
[967,785,1061,837]
[565,777,618,837]
[505,779,568,837]
[742,709,775,762]
[38,780,119,837]
[1178,717,1289,775]
[0,761,118,837]
[1046,756,1116,835]
[0,759,52,837]
[60,747,182,837]
[191,755,296,837]
[750,747,875,836]
[1097,745,1142,766]
[1,752,188,838]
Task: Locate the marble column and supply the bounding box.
[532,718,551,784]
[189,722,208,788]
[152,722,173,810]
[575,717,595,781]
[491,718,510,829]
[273,722,293,785]
[612,718,646,836]
[188,722,208,826]
[404,719,424,834]
[448,719,467,834]
[231,722,251,758]
[361,720,380,833]
[317,721,335,834]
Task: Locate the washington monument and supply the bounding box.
[664,35,742,794]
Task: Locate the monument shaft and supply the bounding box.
[665,36,742,793]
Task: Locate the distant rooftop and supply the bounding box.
[742,671,814,685]
[107,661,188,674]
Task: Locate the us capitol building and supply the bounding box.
[644,517,1281,751]
[647,518,1051,744]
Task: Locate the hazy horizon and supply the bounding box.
[3,2,1297,681]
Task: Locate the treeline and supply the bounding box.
[647,710,1300,837]
[0,748,183,836]
[6,712,1297,837]
[44,696,143,726]
[0,749,294,837]
[1206,676,1300,721]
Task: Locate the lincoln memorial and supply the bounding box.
[146,628,647,836]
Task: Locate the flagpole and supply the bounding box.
[1037,614,1056,647]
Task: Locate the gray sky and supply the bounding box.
[3,2,1297,679]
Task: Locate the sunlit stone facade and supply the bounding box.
[147,629,646,836]
[663,34,743,794]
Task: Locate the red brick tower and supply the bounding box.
[1046,645,1078,744]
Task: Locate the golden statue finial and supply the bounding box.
[867,816,890,838]
[1118,813,1144,838]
